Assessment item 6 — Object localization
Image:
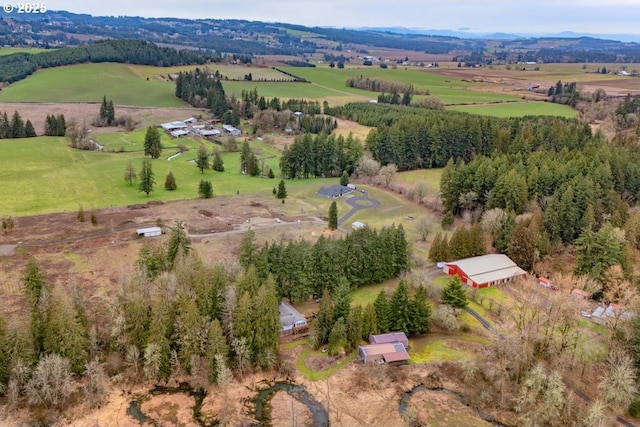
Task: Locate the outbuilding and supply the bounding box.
[443,254,526,289]
[358,343,409,364]
[136,227,162,237]
[369,332,409,349]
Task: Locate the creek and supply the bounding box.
[127,382,216,427]
[252,381,329,427]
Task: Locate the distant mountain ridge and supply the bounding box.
[353,26,640,43]
[3,10,640,63]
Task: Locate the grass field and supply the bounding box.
[0,47,49,56]
[447,101,578,118]
[0,135,313,216]
[0,63,184,106]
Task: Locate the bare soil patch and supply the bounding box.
[0,102,206,135]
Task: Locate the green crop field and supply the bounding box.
[447,101,578,118]
[0,63,185,106]
[128,64,286,81]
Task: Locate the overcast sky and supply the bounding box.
[42,0,640,36]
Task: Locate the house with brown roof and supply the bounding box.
[358,342,410,364]
[369,332,409,349]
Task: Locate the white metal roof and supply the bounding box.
[446,254,526,285]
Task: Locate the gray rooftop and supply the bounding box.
[279,301,306,328]
[317,185,353,198]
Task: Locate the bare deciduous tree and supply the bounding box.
[409,181,430,204]
[84,359,110,407]
[597,348,637,409]
[415,216,433,242]
[25,354,75,409]
[355,153,381,178]
[377,163,398,188]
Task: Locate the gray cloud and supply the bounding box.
[43,0,640,36]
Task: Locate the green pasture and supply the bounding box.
[396,169,443,192]
[221,80,361,101]
[350,278,401,307]
[0,135,298,216]
[128,63,285,81]
[0,47,49,56]
[278,66,522,105]
[409,334,488,363]
[0,63,184,107]
[447,101,578,118]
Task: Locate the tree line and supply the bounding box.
[0,110,37,138]
[0,39,213,84]
[238,224,409,303]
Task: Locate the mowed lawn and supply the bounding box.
[0,135,300,216]
[0,63,184,107]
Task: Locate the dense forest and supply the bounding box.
[0,39,214,83]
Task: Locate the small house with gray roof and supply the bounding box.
[279,301,307,335]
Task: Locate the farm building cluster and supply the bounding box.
[160,118,241,139]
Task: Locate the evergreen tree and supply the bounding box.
[361,302,379,337]
[124,160,137,185]
[332,277,352,322]
[10,110,25,138]
[238,229,257,269]
[99,96,108,123]
[205,319,229,383]
[314,288,334,347]
[167,221,190,267]
[508,219,537,271]
[346,305,364,350]
[374,291,390,333]
[441,276,469,309]
[410,285,432,335]
[43,288,89,374]
[328,201,338,230]
[389,280,412,334]
[198,179,214,198]
[24,119,36,137]
[164,171,177,191]
[106,99,115,125]
[23,257,47,356]
[276,179,287,199]
[212,149,224,172]
[196,144,210,173]
[144,126,162,159]
[327,317,347,356]
[138,158,155,196]
[56,114,66,136]
[340,170,349,186]
[252,276,280,368]
[429,232,444,262]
